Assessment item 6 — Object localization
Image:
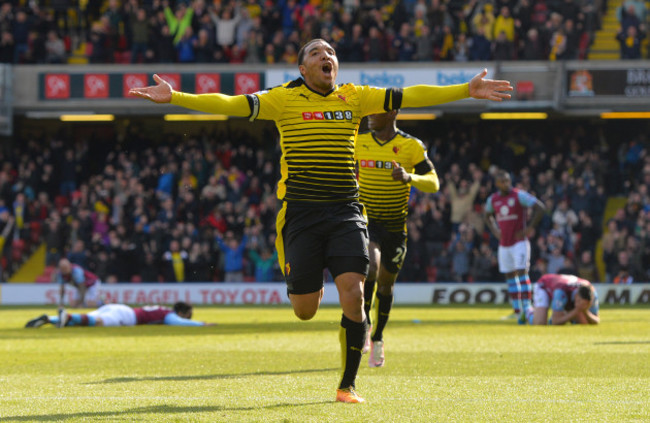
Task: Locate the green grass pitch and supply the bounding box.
[1,305,648,422]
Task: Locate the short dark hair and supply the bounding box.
[173,301,193,315]
[298,38,326,65]
[495,169,511,180]
[577,285,592,301]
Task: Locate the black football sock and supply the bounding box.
[338,314,367,390]
[363,279,376,327]
[371,292,393,342]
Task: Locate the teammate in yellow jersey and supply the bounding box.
[356,110,440,368]
[130,38,512,404]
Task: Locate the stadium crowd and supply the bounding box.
[0,120,649,284]
[0,0,640,65]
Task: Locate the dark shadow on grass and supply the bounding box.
[9,318,512,340]
[594,341,650,345]
[86,367,338,384]
[9,321,342,339]
[1,401,333,421]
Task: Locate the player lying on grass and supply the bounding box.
[25,302,214,328]
[525,274,600,325]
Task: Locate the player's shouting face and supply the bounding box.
[298,39,339,95]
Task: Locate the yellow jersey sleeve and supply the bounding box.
[251,86,286,121]
[170,91,252,117]
[402,83,469,108]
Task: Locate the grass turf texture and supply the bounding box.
[1,306,649,422]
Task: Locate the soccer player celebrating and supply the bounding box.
[130,38,512,403]
[25,302,213,328]
[483,170,545,324]
[357,110,440,368]
[526,274,600,325]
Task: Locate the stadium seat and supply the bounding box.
[35,266,56,283]
[426,266,437,282]
[54,195,69,212]
[29,221,42,246]
[11,239,26,262]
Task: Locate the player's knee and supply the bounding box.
[340,288,363,310]
[293,307,317,321]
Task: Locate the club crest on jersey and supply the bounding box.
[337,94,347,102]
[508,198,515,207]
[393,146,400,154]
[302,110,353,121]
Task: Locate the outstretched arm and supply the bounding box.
[164,313,208,326]
[129,74,251,117]
[402,69,512,108]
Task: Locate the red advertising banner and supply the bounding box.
[84,74,109,98]
[123,73,148,98]
[157,73,181,91]
[44,74,70,99]
[195,73,221,94]
[234,73,260,94]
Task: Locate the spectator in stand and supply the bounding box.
[12,10,31,63]
[493,6,515,42]
[210,3,241,49]
[176,27,197,62]
[129,7,150,63]
[473,5,495,41]
[44,213,66,266]
[67,239,88,268]
[616,24,646,59]
[415,24,434,61]
[449,226,473,282]
[471,240,499,282]
[194,28,215,62]
[44,30,66,63]
[493,30,515,60]
[576,250,599,282]
[469,26,492,60]
[613,265,634,284]
[249,246,278,282]
[165,1,194,46]
[161,239,188,282]
[0,30,14,63]
[186,242,212,281]
[617,3,645,29]
[216,230,248,282]
[552,198,579,252]
[446,168,481,234]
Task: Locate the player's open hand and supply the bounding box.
[468,69,513,101]
[129,74,173,103]
[391,160,411,183]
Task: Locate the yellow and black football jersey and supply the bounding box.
[355,130,434,232]
[247,79,403,203]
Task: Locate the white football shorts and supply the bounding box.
[88,304,137,327]
[497,240,530,273]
